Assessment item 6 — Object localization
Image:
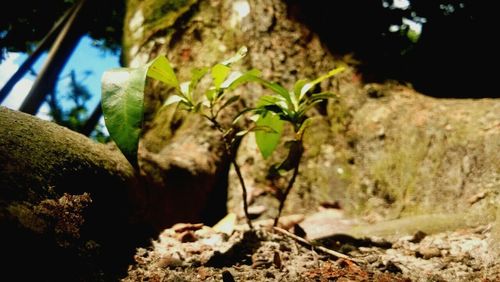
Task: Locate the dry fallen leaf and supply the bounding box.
[212,213,237,235]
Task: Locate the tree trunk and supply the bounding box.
[0,106,149,280]
[123,0,499,230]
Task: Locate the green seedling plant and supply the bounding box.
[250,67,344,226]
[101,46,343,230]
[159,47,270,229]
[102,47,267,229]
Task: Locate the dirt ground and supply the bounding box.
[123,212,499,281]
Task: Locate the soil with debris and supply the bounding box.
[123,220,499,281]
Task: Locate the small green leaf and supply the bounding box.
[298,100,323,116]
[211,64,231,89]
[260,80,292,106]
[255,112,284,159]
[293,79,308,100]
[146,56,179,89]
[206,88,216,102]
[190,67,209,94]
[299,67,344,99]
[310,92,336,100]
[220,70,291,106]
[102,55,183,163]
[220,46,248,66]
[225,69,262,90]
[256,95,282,107]
[163,95,185,106]
[256,95,293,119]
[101,66,147,163]
[297,92,336,114]
[220,71,242,88]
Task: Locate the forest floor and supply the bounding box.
[123,209,499,281]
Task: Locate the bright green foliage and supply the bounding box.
[255,112,283,159]
[101,46,259,228]
[253,66,344,159]
[101,56,178,163]
[147,56,180,89]
[161,47,261,124]
[149,46,257,229]
[101,67,146,163]
[211,64,231,89]
[251,67,344,226]
[100,46,343,228]
[101,46,343,168]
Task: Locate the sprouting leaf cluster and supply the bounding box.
[162,47,255,113]
[101,46,343,227]
[251,67,344,161]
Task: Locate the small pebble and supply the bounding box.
[410,231,427,243]
[418,246,441,259]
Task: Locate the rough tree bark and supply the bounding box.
[0,107,149,280]
[123,0,498,231]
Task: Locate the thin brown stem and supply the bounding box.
[232,159,253,229]
[273,161,300,227]
[202,114,253,229]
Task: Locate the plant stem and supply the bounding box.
[204,115,253,229]
[273,161,300,227]
[231,158,253,229]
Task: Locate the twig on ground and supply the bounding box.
[273,226,364,263]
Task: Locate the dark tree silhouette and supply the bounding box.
[0,0,124,135]
[289,0,494,97]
